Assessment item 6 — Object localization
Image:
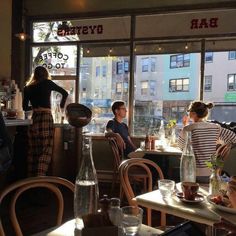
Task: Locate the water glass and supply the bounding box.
[158,179,175,198]
[140,141,145,150]
[121,206,143,236]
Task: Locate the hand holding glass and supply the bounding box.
[158,179,175,198]
[121,206,143,236]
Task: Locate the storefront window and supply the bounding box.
[79,44,130,133]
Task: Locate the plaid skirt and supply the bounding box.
[27,111,54,177]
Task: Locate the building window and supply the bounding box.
[124,61,129,73]
[227,74,236,91]
[123,82,128,93]
[117,61,123,74]
[150,80,156,96]
[96,66,100,77]
[142,58,149,72]
[170,54,190,68]
[116,82,122,94]
[228,51,236,60]
[141,81,148,95]
[151,57,157,72]
[102,65,107,77]
[204,75,212,92]
[205,52,213,63]
[169,78,189,92]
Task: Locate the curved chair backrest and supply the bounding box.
[119,158,165,226]
[0,176,75,236]
[108,137,124,169]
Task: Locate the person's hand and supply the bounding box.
[214,219,236,235]
[182,115,190,126]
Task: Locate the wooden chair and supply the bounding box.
[0,176,75,236]
[119,158,166,227]
[107,137,124,198]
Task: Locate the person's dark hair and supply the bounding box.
[26,66,50,86]
[187,101,214,118]
[111,100,125,115]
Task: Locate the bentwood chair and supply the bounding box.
[0,176,75,236]
[119,158,166,227]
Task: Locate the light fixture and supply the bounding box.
[109,48,113,53]
[158,46,162,51]
[86,48,90,54]
[184,43,189,50]
[15,2,30,41]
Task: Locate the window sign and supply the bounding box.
[33,16,130,43]
[136,9,236,38]
[32,45,77,75]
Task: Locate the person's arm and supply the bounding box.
[219,127,236,144]
[49,80,68,109]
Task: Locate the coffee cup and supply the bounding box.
[181,182,199,200]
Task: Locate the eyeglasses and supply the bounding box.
[119,107,127,111]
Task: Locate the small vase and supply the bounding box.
[209,168,221,195]
[170,128,176,145]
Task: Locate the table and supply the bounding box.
[134,185,236,234]
[32,219,164,236]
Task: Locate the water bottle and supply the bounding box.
[108,198,121,226]
[159,120,165,141]
[74,135,99,230]
[180,131,196,182]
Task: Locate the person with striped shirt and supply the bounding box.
[178,101,236,183]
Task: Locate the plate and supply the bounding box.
[176,192,204,203]
[207,195,236,214]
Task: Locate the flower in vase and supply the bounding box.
[205,153,224,170]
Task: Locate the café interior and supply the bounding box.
[1,0,236,235]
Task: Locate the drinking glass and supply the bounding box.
[121,206,143,236]
[158,179,175,198]
[140,141,145,150]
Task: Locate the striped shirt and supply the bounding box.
[178,122,236,176]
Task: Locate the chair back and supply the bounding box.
[0,176,75,236]
[119,158,165,226]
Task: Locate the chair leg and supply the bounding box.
[160,212,166,228]
[147,208,152,226]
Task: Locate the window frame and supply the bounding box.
[170,54,190,69]
[204,75,212,92]
[169,78,189,92]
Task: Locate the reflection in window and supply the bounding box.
[205,52,213,63]
[142,58,149,72]
[141,81,148,95]
[204,75,212,92]
[169,78,189,92]
[227,74,236,91]
[228,51,236,60]
[170,54,190,68]
[124,61,129,73]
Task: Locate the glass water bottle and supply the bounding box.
[74,136,99,230]
[180,131,196,182]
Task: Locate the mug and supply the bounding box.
[181,182,199,200]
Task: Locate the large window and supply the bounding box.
[142,58,149,72]
[79,45,130,133]
[170,54,190,68]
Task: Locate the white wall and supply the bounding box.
[0,0,12,79]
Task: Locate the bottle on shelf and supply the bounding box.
[180,131,196,182]
[74,135,99,231]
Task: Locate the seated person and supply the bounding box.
[105,100,137,158]
[178,101,236,183]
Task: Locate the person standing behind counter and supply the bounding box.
[23,66,68,177]
[178,101,236,183]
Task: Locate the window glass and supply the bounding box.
[228,51,236,60]
[134,44,201,135]
[203,50,236,122]
[205,52,213,63]
[79,45,130,133]
[151,57,157,72]
[142,58,149,72]
[31,45,77,75]
[204,75,212,92]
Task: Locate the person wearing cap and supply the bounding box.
[23,66,68,177]
[178,101,236,183]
